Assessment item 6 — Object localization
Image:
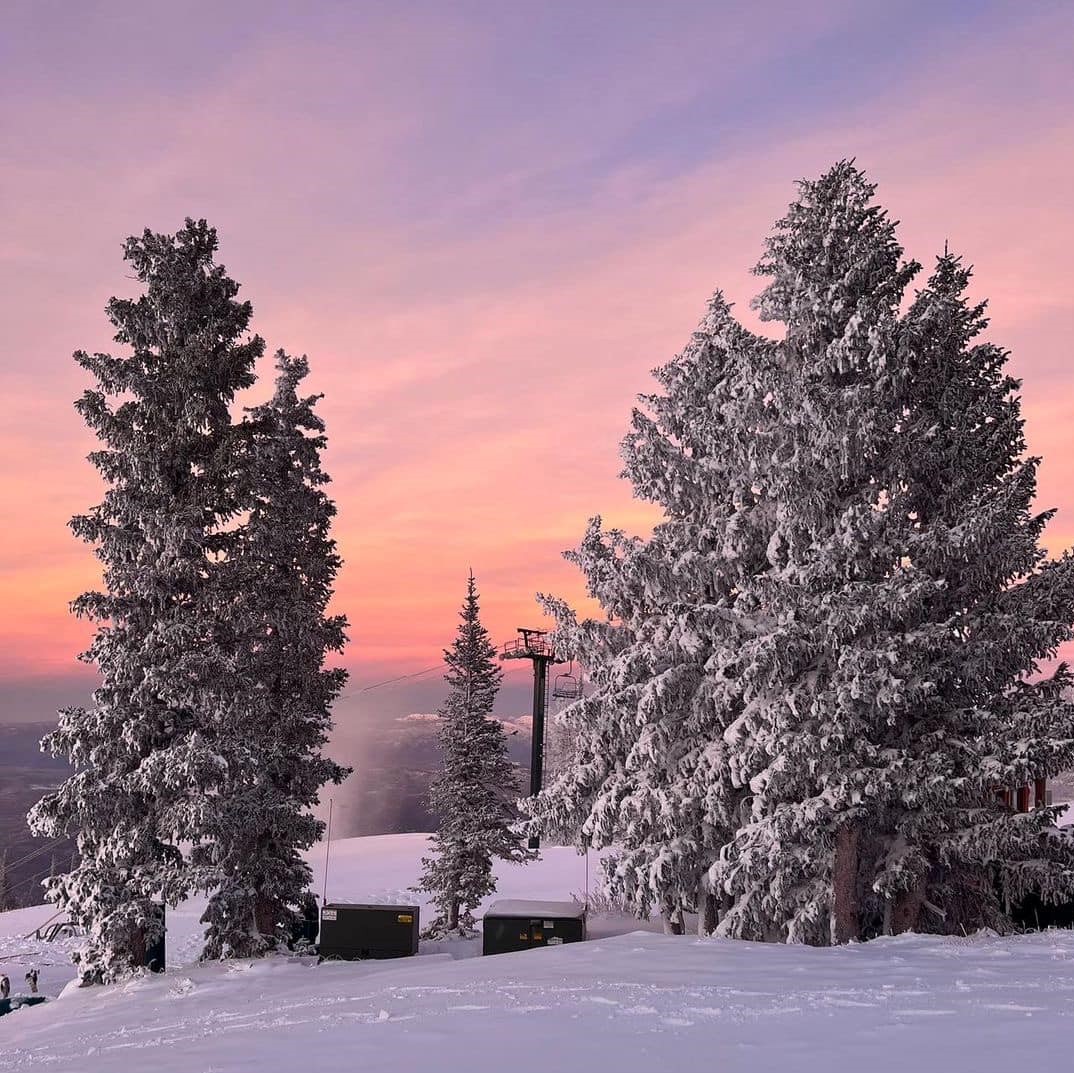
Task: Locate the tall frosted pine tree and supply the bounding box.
[197,352,350,959]
[416,573,526,938]
[714,162,924,945]
[29,221,262,983]
[715,163,1074,944]
[524,296,776,934]
[533,163,1074,945]
[875,251,1074,933]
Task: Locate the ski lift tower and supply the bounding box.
[501,628,564,849]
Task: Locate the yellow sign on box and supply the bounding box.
[397,914,414,924]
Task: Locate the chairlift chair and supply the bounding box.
[552,662,583,700]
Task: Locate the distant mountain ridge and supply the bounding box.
[0,722,73,909]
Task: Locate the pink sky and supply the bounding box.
[2,2,1072,731]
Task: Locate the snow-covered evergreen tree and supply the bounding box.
[715,163,1074,944]
[28,220,262,983]
[544,693,584,794]
[197,352,350,959]
[712,162,924,945]
[415,573,527,938]
[524,295,776,934]
[874,251,1074,932]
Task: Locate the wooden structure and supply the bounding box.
[997,778,1050,813]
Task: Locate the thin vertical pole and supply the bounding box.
[529,657,548,850]
[322,798,333,905]
[585,847,590,912]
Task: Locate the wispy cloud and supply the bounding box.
[2,2,1072,705]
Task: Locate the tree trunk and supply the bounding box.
[448,898,459,933]
[130,924,147,969]
[254,893,276,946]
[831,822,860,945]
[661,896,684,935]
[890,879,926,935]
[697,886,718,937]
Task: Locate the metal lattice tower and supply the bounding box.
[500,628,564,849]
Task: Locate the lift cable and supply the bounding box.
[339,634,525,699]
[0,835,69,879]
[3,855,68,904]
[343,662,447,697]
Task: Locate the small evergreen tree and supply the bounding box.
[416,573,527,938]
[198,352,350,958]
[28,220,262,983]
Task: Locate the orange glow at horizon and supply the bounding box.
[3,4,1073,715]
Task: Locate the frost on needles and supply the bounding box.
[523,161,1074,944]
[28,221,349,982]
[196,351,350,960]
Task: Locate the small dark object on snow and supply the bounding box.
[0,995,48,1017]
[317,903,419,961]
[0,974,8,999]
[24,969,38,994]
[482,899,586,956]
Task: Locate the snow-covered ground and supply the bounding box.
[2,834,1073,1072]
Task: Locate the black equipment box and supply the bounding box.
[482,899,586,956]
[319,902,419,960]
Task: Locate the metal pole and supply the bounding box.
[322,798,333,905]
[529,658,548,850]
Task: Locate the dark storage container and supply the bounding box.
[482,899,586,956]
[318,902,419,960]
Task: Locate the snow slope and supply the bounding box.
[2,834,1073,1073]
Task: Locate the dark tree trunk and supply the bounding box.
[661,896,684,935]
[130,924,147,968]
[831,823,861,944]
[698,886,718,937]
[890,879,926,935]
[254,892,277,944]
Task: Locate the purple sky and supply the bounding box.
[3,3,1073,817]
